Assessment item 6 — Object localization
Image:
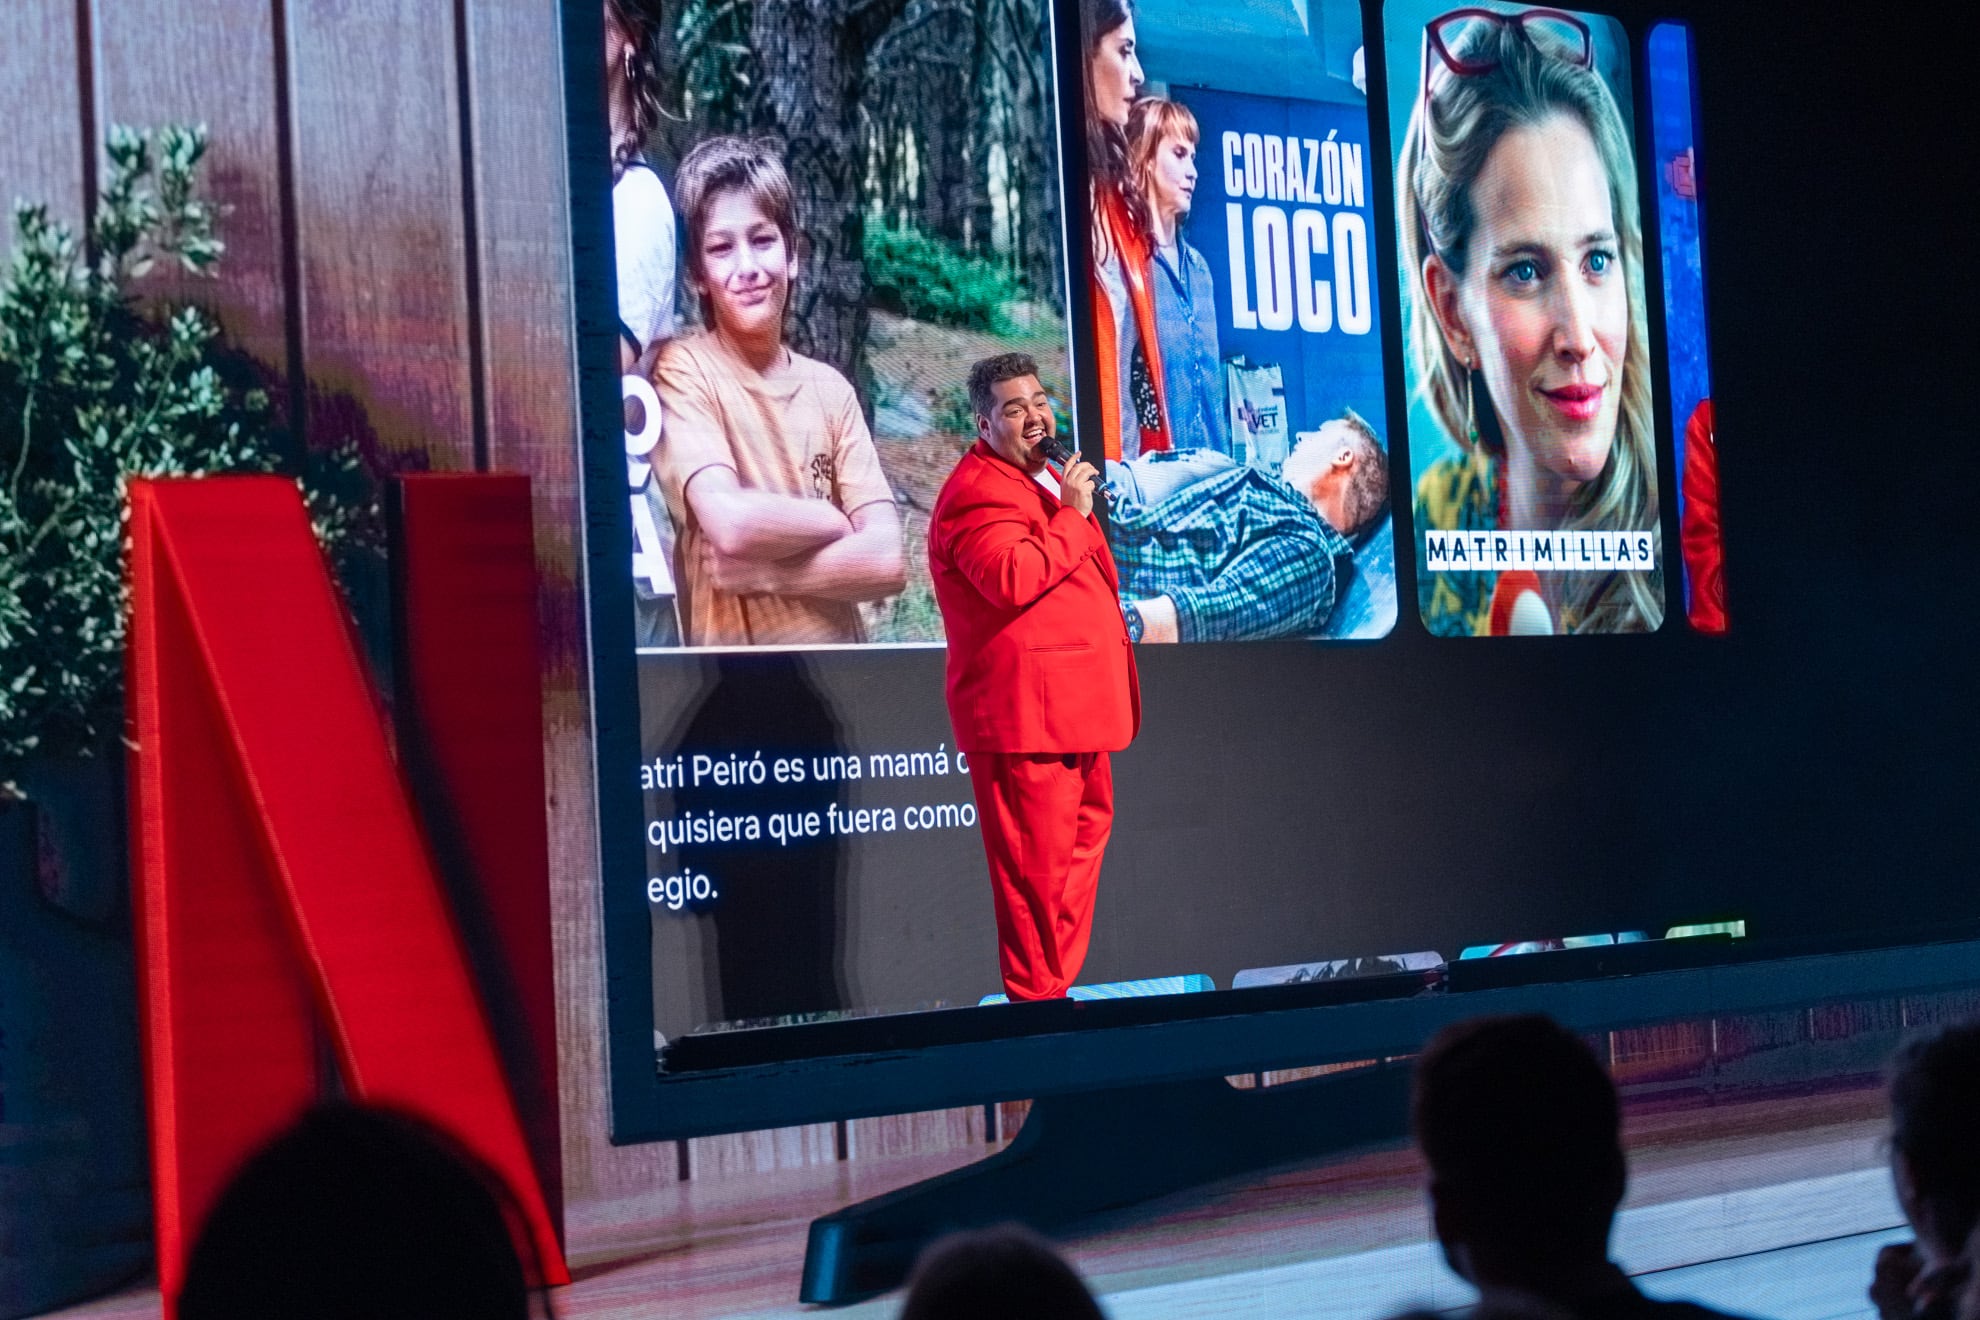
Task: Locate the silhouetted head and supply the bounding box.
[179,1104,539,1320]
[899,1225,1104,1320]
[1413,1014,1626,1290]
[1889,1020,1980,1262]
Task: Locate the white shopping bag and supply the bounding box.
[1225,357,1287,472]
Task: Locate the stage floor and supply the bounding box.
[53,1083,1899,1320]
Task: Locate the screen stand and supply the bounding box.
[798,1061,1411,1304]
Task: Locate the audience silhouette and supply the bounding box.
[900,1225,1104,1320]
[178,1104,543,1320]
[1954,1221,1980,1320]
[162,1015,1980,1320]
[1873,1020,1980,1320]
[1412,1014,1746,1320]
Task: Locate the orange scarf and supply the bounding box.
[1087,187,1171,459]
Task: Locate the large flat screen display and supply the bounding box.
[574,0,1980,1140]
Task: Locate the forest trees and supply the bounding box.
[750,0,910,401]
[663,0,1064,404]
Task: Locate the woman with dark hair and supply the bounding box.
[607,0,686,646]
[1082,0,1168,460]
[606,0,678,364]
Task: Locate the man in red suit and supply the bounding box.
[928,353,1141,1001]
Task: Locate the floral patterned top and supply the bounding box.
[1414,449,1499,637]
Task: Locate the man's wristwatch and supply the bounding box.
[1122,599,1145,643]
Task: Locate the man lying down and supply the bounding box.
[1108,411,1390,643]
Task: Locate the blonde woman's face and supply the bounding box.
[1090,19,1144,129]
[1452,114,1627,489]
[696,189,792,342]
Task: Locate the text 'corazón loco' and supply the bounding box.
[1220,129,1373,336]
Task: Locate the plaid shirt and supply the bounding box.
[1108,454,1352,642]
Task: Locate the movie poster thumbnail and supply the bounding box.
[1078,0,1397,644]
[605,0,1073,651]
[1384,2,1664,636]
[1649,21,1725,634]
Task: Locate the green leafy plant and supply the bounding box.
[0,125,378,796]
[863,220,1023,333]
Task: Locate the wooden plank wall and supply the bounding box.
[6,2,89,230]
[0,0,990,1260]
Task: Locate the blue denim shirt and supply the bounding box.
[1149,237,1231,457]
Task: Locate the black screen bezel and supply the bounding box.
[565,0,1947,1144]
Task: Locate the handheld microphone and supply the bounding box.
[1038,437,1114,508]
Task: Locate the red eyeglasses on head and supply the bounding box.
[1420,7,1594,118]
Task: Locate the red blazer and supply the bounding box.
[928,442,1140,754]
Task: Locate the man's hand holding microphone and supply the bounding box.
[1041,436,1102,518]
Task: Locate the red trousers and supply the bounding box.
[967,751,1113,1001]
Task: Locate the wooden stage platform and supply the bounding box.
[53,1080,1900,1319]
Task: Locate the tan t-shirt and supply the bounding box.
[650,330,896,646]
